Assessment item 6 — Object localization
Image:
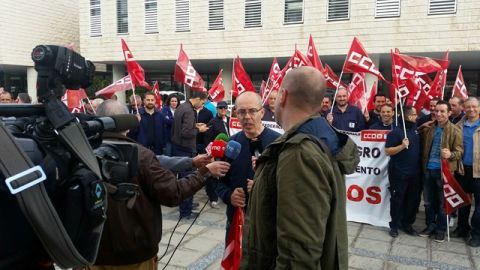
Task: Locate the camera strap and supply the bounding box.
[0,122,101,268]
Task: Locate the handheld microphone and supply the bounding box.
[211,140,227,161]
[225,140,242,162]
[249,139,263,158]
[215,133,229,142]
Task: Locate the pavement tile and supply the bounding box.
[162,219,180,231]
[174,223,208,235]
[431,250,471,268]
[159,249,203,267]
[395,234,428,248]
[348,223,361,236]
[199,228,227,242]
[432,239,468,254]
[354,238,391,254]
[183,236,220,253]
[196,212,226,223]
[358,228,393,242]
[384,261,428,270]
[349,254,384,270]
[159,232,194,248]
[390,244,428,260]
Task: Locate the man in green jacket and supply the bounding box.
[242,66,359,269]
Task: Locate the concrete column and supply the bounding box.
[219,61,233,104]
[112,64,126,103]
[27,67,37,103]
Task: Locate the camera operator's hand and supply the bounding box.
[192,154,211,168]
[247,179,254,193]
[206,161,230,177]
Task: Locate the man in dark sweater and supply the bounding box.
[171,90,209,219]
[215,92,280,238]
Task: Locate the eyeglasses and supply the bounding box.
[237,108,262,117]
[217,107,227,109]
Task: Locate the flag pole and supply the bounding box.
[130,80,140,116]
[396,90,407,147]
[86,96,96,115]
[447,214,450,242]
[330,57,347,113]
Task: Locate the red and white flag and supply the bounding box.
[174,44,205,91]
[307,34,324,72]
[367,81,377,111]
[281,48,312,76]
[152,81,162,108]
[392,52,449,82]
[221,207,244,270]
[348,73,367,111]
[121,39,151,89]
[452,66,469,100]
[324,64,348,90]
[426,51,449,100]
[208,70,225,102]
[442,159,472,215]
[260,80,267,102]
[61,89,88,113]
[95,75,132,98]
[266,57,281,93]
[232,56,256,98]
[344,37,386,81]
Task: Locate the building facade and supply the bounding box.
[0,0,80,100]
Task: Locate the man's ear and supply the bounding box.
[280,89,288,107]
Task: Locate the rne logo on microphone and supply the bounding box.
[361,130,389,142]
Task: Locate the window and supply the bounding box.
[209,0,224,30]
[375,0,400,18]
[175,0,190,32]
[145,0,158,33]
[327,0,349,21]
[284,0,303,24]
[245,0,262,28]
[428,0,456,15]
[90,0,101,36]
[117,0,128,34]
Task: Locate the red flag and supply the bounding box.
[307,34,324,72]
[344,37,386,80]
[452,66,469,100]
[442,159,472,215]
[427,51,449,100]
[348,73,367,111]
[232,56,255,98]
[259,80,267,101]
[208,70,225,102]
[174,44,205,91]
[221,207,244,270]
[281,49,312,76]
[367,81,377,111]
[266,58,281,92]
[95,75,132,98]
[61,89,88,113]
[324,64,348,89]
[121,39,151,89]
[392,52,449,81]
[152,81,162,108]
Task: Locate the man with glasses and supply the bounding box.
[215,92,280,238]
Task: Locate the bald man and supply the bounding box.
[215,91,280,239]
[242,67,359,270]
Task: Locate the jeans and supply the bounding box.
[173,144,195,217]
[454,167,474,231]
[470,171,480,239]
[423,169,447,233]
[388,167,421,230]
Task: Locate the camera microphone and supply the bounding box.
[215,133,229,142]
[211,140,227,161]
[225,140,242,162]
[83,114,139,133]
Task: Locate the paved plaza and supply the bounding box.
[156,192,480,270]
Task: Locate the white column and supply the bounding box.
[219,61,233,104]
[27,67,37,103]
[112,64,126,103]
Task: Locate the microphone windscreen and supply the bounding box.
[110,114,139,131]
[215,133,229,142]
[211,140,227,159]
[225,140,242,161]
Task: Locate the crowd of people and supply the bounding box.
[1,71,479,269]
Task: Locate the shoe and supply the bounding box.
[402,227,418,236]
[451,227,470,238]
[467,238,480,247]
[209,201,219,209]
[419,227,435,237]
[389,229,399,238]
[192,202,200,210]
[434,232,445,243]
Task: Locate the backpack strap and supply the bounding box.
[0,122,104,268]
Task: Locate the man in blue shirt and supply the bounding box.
[453,97,480,246]
[369,104,395,131]
[326,87,366,132]
[385,106,421,237]
[215,92,280,238]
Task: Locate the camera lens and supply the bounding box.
[31,46,47,62]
